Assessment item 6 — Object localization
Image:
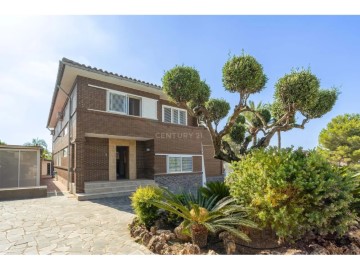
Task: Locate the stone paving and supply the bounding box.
[0,195,152,255]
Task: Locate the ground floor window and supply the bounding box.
[167,155,193,173]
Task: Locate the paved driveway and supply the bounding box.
[0,195,152,255]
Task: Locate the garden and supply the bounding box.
[129,53,360,255]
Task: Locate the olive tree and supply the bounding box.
[162,54,338,163]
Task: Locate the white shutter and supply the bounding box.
[179,110,186,125]
[164,107,172,123]
[142,97,158,119]
[182,157,193,172]
[168,157,182,172]
[172,109,179,124]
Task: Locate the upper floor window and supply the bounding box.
[108,91,141,117]
[162,106,187,125]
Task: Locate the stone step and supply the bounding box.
[75,190,135,201]
[84,180,156,188]
[85,185,154,194]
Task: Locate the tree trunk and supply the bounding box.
[277,130,281,150]
[191,224,208,248]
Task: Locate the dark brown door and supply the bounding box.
[116,146,129,179]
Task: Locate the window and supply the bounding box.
[108,91,142,116]
[128,97,141,116]
[109,92,127,113]
[162,106,187,125]
[63,147,68,158]
[63,125,68,136]
[167,156,193,173]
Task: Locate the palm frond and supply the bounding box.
[214,224,252,242]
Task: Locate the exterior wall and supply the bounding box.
[108,139,136,180]
[84,137,109,181]
[51,76,223,193]
[136,140,154,179]
[154,173,202,194]
[206,175,225,183]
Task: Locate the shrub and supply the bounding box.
[199,181,230,202]
[149,187,258,248]
[130,186,163,228]
[226,147,357,242]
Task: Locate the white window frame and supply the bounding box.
[162,105,187,125]
[107,90,142,117]
[63,147,68,158]
[166,155,193,173]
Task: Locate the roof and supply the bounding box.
[47,58,164,128]
[61,58,162,90]
[0,145,41,151]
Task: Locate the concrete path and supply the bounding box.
[0,196,152,255]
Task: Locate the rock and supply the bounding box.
[141,232,152,246]
[178,243,201,255]
[174,224,191,242]
[348,230,360,247]
[309,244,330,255]
[207,249,218,255]
[150,226,157,235]
[219,232,237,255]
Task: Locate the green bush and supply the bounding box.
[226,147,357,242]
[199,181,230,202]
[130,186,163,228]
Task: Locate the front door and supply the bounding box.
[116,146,129,179]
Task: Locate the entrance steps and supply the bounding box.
[75,179,157,201]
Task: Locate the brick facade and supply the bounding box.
[50,63,223,194]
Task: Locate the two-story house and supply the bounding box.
[47,58,224,199]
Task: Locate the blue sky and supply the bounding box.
[0,15,359,151]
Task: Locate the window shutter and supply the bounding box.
[172,109,179,124]
[179,110,186,125]
[168,157,182,172]
[164,107,172,123]
[182,157,193,172]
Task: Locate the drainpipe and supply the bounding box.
[56,85,72,193]
[46,127,54,176]
[201,143,206,187]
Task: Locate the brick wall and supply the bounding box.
[84,137,109,181]
[136,140,154,179]
[69,76,223,192]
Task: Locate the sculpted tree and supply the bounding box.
[319,114,360,169]
[162,54,338,163]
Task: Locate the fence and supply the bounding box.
[0,146,40,189]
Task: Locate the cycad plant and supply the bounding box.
[199,181,230,202]
[149,188,257,248]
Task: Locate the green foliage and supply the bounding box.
[319,114,360,170]
[188,80,211,109]
[0,140,6,145]
[205,98,230,127]
[351,173,360,215]
[199,181,230,202]
[177,191,218,210]
[226,147,357,241]
[24,137,48,149]
[149,187,258,242]
[130,186,163,228]
[162,65,201,104]
[222,54,267,94]
[274,69,338,119]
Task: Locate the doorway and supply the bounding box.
[116,146,129,180]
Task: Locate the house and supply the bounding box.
[46,58,224,199]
